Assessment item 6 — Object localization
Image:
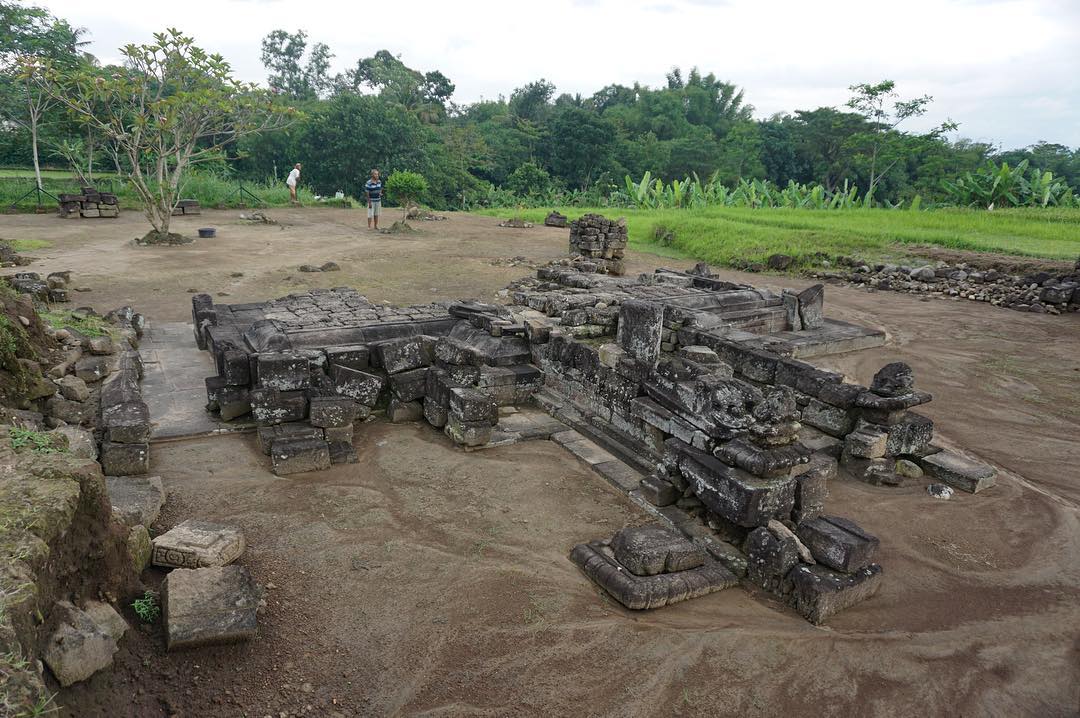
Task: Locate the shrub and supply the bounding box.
[384,171,428,221]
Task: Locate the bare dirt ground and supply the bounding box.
[1,209,1078,717]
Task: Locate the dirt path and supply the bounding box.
[2,209,1076,716]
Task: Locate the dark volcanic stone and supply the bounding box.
[610,525,706,576]
[616,300,664,366]
[869,361,915,397]
[797,284,824,329]
[270,437,331,475]
[796,515,879,573]
[788,563,883,624]
[163,566,262,650]
[569,541,737,610]
[308,396,358,428]
[330,366,386,406]
[746,525,799,594]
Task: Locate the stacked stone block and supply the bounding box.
[98,351,151,476]
[58,187,119,218]
[568,213,627,276]
[171,199,202,216]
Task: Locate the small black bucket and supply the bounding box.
[198,227,216,238]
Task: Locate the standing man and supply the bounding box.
[286,163,301,205]
[364,169,383,230]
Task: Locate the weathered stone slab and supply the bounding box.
[102,401,151,444]
[611,525,706,576]
[256,422,323,454]
[100,441,149,476]
[788,563,883,624]
[307,395,358,428]
[882,412,934,456]
[844,422,888,459]
[330,365,386,405]
[639,474,678,507]
[423,396,448,427]
[324,345,370,372]
[449,387,497,423]
[163,566,262,650]
[616,300,664,366]
[746,525,799,594]
[445,416,493,447]
[796,515,879,573]
[801,398,855,437]
[792,454,834,523]
[373,336,426,374]
[250,387,307,425]
[919,450,997,493]
[672,440,795,528]
[569,541,737,610]
[46,395,93,425]
[152,520,245,568]
[797,284,824,329]
[106,475,165,527]
[255,352,312,391]
[389,367,428,402]
[270,437,332,475]
[388,398,424,423]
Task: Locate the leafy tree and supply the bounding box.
[0,1,88,191]
[508,79,555,123]
[41,29,296,239]
[299,92,429,199]
[260,29,334,100]
[505,161,552,196]
[543,106,616,189]
[384,170,428,219]
[348,50,454,122]
[846,80,956,203]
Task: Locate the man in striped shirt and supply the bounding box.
[364,169,383,229]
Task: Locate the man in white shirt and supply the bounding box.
[286,163,301,204]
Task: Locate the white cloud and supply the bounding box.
[40,0,1080,148]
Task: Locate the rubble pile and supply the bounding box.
[820,258,1080,315]
[192,262,1000,624]
[195,289,544,473]
[5,270,73,303]
[58,186,119,218]
[544,210,568,228]
[568,213,628,275]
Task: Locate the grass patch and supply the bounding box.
[40,310,112,338]
[8,428,66,455]
[4,239,50,252]
[475,206,1080,266]
[131,590,160,623]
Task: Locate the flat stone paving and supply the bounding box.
[140,321,256,441]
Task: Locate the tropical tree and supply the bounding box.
[846,80,956,204]
[347,50,454,123]
[40,28,296,239]
[260,29,334,100]
[384,170,428,220]
[0,1,88,193]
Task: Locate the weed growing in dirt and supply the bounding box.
[6,239,51,252]
[131,591,160,623]
[8,428,65,455]
[40,310,112,338]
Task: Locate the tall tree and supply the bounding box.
[348,50,454,122]
[260,29,334,100]
[42,29,296,239]
[0,1,87,192]
[846,80,955,203]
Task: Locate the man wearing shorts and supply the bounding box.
[364,169,383,229]
[286,163,301,204]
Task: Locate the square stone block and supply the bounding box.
[308,396,358,428]
[163,566,262,650]
[330,365,385,406]
[788,563,883,624]
[152,520,245,569]
[611,525,706,576]
[797,515,879,573]
[100,441,150,476]
[270,437,331,475]
[919,450,996,493]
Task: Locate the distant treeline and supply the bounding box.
[1,15,1077,210]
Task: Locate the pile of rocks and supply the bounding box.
[820,258,1080,315]
[568,213,627,276]
[58,186,118,218]
[5,270,72,303]
[170,199,201,216]
[0,241,31,268]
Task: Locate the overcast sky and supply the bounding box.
[38,0,1080,149]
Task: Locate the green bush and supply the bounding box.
[384,171,428,219]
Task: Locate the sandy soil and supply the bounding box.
[1,209,1077,716]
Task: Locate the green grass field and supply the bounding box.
[478,206,1080,266]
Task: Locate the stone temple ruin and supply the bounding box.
[190,217,998,625]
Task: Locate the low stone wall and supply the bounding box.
[568,213,627,275]
[819,258,1080,315]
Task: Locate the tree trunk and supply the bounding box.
[30,118,43,193]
